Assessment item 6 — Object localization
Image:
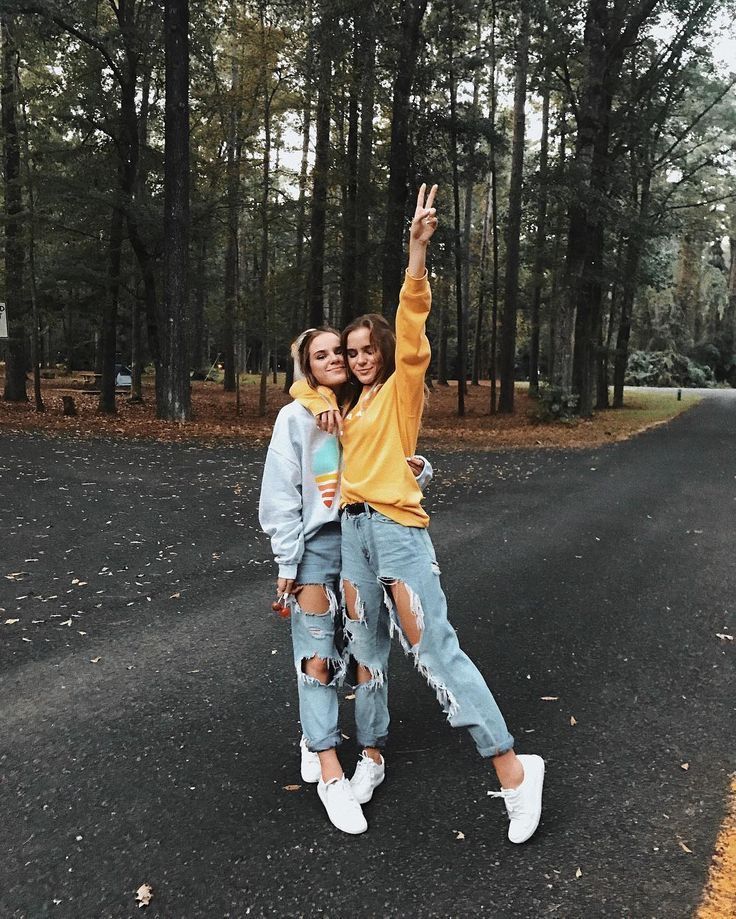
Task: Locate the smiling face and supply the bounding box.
[307,331,347,389]
[346,327,383,386]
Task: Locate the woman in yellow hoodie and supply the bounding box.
[292,184,545,844]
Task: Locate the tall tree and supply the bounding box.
[1,14,27,402]
[498,0,530,413]
[555,0,660,415]
[381,0,428,319]
[528,34,550,399]
[159,0,191,420]
[307,6,333,327]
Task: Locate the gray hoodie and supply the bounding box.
[259,400,432,579]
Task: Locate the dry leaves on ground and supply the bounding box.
[0,376,696,452]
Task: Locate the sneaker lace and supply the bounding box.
[489,787,531,815]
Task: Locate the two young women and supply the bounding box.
[259,320,432,834]
[261,184,545,844]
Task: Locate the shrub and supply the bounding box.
[625,349,715,388]
[535,385,580,421]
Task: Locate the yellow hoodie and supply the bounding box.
[290,271,431,527]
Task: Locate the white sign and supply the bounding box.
[0,303,7,340]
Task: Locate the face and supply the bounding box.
[308,332,346,388]
[346,327,382,386]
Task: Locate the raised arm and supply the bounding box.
[395,184,438,404]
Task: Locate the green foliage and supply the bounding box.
[535,385,580,421]
[625,349,715,388]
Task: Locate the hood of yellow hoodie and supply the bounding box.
[289,380,339,415]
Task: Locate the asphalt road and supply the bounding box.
[1,392,734,918]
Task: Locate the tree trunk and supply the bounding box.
[447,0,466,416]
[528,60,549,398]
[472,172,492,384]
[190,235,206,372]
[1,14,27,402]
[258,2,272,417]
[130,290,144,403]
[613,171,651,407]
[489,0,500,413]
[547,106,566,383]
[598,236,624,409]
[222,35,240,393]
[353,0,376,317]
[159,0,191,421]
[98,199,124,414]
[307,10,333,328]
[286,0,314,391]
[498,0,530,414]
[463,16,482,383]
[380,0,428,319]
[340,26,360,328]
[18,70,43,411]
[437,276,449,385]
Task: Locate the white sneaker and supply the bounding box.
[350,750,385,804]
[490,754,545,844]
[317,776,368,834]
[300,737,321,784]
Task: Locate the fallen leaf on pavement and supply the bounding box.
[677,837,693,854]
[90,657,101,663]
[681,763,689,771]
[716,633,733,641]
[345,693,356,700]
[540,696,559,701]
[135,883,153,908]
[60,618,72,626]
[4,619,20,625]
[575,867,583,878]
[455,831,465,840]
[283,784,301,792]
[570,716,577,726]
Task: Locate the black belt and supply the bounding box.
[340,502,375,517]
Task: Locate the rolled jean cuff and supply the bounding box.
[305,731,343,753]
[476,735,515,759]
[356,733,387,750]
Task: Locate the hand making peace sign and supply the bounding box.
[410,183,439,245]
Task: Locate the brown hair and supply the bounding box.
[341,314,396,407]
[295,326,342,390]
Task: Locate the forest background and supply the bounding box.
[1,0,735,424]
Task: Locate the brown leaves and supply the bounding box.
[283,784,301,792]
[0,376,693,452]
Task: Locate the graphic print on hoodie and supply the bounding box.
[312,437,340,508]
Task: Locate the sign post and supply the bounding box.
[0,302,7,340]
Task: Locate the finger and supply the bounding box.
[426,183,438,210]
[416,182,426,212]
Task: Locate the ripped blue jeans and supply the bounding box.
[290,522,345,753]
[340,506,514,758]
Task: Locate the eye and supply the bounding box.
[334,347,343,355]
[347,349,357,358]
